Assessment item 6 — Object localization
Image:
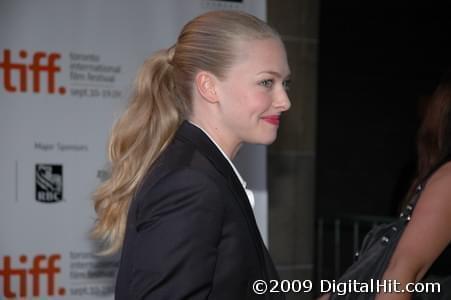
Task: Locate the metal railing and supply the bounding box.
[316,215,395,282]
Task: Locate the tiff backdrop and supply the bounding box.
[0,1,268,299]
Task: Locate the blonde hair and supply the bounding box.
[92,10,280,254]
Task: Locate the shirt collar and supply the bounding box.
[188,121,247,189]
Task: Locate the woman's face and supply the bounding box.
[215,37,291,147]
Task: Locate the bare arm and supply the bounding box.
[375,163,451,300]
[317,293,330,300]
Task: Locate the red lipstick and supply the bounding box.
[261,115,280,125]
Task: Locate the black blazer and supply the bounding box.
[115,121,283,299]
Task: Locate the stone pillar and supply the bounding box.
[267,1,319,299]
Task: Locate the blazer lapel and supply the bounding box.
[175,121,268,276]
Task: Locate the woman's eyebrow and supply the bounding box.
[257,70,291,79]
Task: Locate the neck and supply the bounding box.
[188,117,242,159]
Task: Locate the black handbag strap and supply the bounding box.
[402,153,451,219]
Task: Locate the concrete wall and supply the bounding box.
[267,1,319,299]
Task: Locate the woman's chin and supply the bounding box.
[256,133,278,145]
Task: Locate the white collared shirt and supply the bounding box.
[189,121,255,208]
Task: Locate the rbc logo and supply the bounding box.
[35,164,63,203]
[0,49,66,94]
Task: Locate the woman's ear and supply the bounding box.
[194,71,219,103]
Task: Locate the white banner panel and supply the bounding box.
[0,1,267,299]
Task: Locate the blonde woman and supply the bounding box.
[93,11,291,299]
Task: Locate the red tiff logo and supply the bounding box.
[0,49,66,94]
[0,254,66,298]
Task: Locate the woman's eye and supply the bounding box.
[259,79,274,88]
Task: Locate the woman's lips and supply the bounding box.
[261,115,280,125]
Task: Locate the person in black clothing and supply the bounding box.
[376,74,451,299]
[92,10,291,299]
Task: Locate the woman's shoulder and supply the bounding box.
[415,160,451,221]
[425,161,451,193]
[140,162,224,201]
[155,136,218,171]
[388,161,451,279]
[133,166,226,224]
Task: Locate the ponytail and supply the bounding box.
[92,48,182,254]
